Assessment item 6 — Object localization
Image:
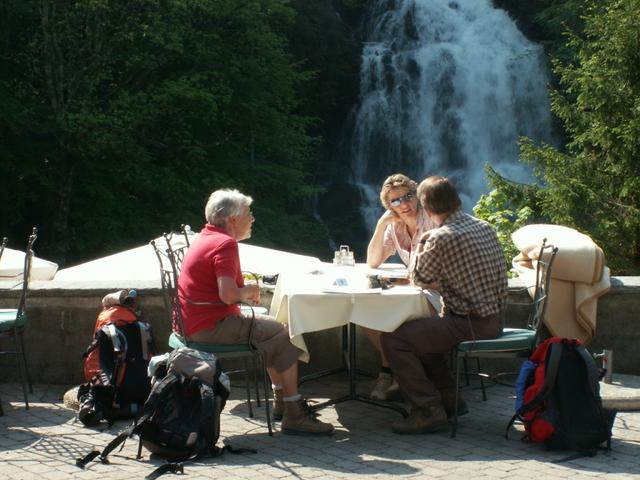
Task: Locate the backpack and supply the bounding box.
[78,290,154,426]
[136,348,231,460]
[76,348,254,478]
[507,337,616,456]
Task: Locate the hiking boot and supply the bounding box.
[281,398,334,436]
[391,404,448,434]
[440,389,469,419]
[370,372,393,401]
[272,389,284,421]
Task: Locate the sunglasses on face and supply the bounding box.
[389,192,415,208]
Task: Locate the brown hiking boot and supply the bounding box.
[391,404,448,434]
[440,390,469,419]
[281,398,334,436]
[272,389,284,421]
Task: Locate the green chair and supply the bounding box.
[150,235,273,435]
[0,236,6,416]
[451,239,558,437]
[0,227,38,413]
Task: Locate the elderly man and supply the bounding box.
[178,188,333,436]
[381,176,507,434]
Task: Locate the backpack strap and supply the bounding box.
[145,463,184,480]
[137,322,153,361]
[211,443,258,457]
[197,381,216,452]
[76,450,100,469]
[575,345,600,396]
[103,324,125,353]
[76,426,131,468]
[81,337,100,361]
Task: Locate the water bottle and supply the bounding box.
[121,289,137,307]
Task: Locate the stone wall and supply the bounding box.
[0,277,638,384]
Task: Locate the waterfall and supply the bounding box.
[346,0,555,230]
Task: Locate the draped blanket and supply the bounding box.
[511,224,610,345]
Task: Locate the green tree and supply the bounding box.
[0,0,326,264]
[473,166,536,275]
[520,0,640,274]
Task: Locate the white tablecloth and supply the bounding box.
[269,263,441,362]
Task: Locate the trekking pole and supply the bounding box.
[593,349,613,384]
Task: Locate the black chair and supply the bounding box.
[451,239,559,437]
[150,233,273,435]
[0,227,38,412]
[0,236,6,416]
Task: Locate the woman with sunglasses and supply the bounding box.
[365,173,438,401]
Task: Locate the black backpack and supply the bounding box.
[136,372,226,459]
[78,303,154,426]
[508,337,616,458]
[76,349,254,478]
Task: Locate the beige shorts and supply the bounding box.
[187,313,303,373]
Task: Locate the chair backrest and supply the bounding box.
[162,231,191,280]
[0,237,7,263]
[150,238,189,341]
[528,239,559,342]
[17,227,38,316]
[151,227,259,347]
[180,224,192,247]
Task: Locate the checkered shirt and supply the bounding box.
[412,211,507,317]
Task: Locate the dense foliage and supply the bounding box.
[522,0,640,274]
[2,0,639,275]
[0,0,330,265]
[473,167,536,275]
[478,0,640,274]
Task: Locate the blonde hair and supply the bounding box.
[380,173,418,209]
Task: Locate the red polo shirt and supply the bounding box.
[177,224,243,336]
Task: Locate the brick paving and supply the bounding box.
[1,376,639,479]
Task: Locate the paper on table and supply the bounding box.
[321,275,381,294]
[366,263,409,279]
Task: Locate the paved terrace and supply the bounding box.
[1,375,639,480]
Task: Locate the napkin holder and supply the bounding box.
[333,245,355,266]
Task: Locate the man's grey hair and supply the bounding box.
[205,189,253,226]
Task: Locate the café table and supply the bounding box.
[269,262,441,415]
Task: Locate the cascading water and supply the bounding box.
[346,0,555,230]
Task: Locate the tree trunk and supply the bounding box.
[47,157,76,266]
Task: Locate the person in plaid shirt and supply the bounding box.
[381,176,507,434]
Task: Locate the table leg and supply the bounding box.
[311,323,408,417]
[299,325,349,384]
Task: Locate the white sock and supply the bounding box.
[283,393,302,402]
[272,384,283,391]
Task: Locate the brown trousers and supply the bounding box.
[188,313,303,374]
[381,311,504,409]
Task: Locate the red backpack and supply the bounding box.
[78,290,154,426]
[508,337,615,454]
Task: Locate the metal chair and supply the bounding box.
[0,227,38,413]
[451,239,559,437]
[0,236,6,416]
[150,234,273,435]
